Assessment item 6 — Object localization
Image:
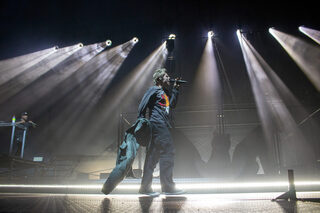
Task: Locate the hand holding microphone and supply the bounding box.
[170,77,187,89]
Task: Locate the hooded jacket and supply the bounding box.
[102,118,152,194]
[138,86,179,128]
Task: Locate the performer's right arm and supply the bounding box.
[15,121,24,124]
[138,88,156,118]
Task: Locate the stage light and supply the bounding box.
[81,42,168,143]
[46,40,136,141]
[0,43,82,105]
[168,34,176,40]
[236,29,241,37]
[208,31,214,38]
[189,30,221,107]
[299,26,320,45]
[269,27,320,91]
[132,37,139,43]
[54,46,59,50]
[268,27,275,34]
[238,30,315,169]
[106,40,112,47]
[78,43,84,48]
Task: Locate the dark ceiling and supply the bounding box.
[0,0,318,59]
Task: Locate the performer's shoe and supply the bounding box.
[139,188,160,197]
[163,188,186,195]
[101,187,109,195]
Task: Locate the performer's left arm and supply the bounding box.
[170,86,179,109]
[28,121,37,128]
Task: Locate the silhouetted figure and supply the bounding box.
[195,133,232,179]
[15,112,36,157]
[172,128,203,178]
[232,126,270,179]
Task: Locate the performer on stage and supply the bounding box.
[15,112,36,156]
[138,68,185,196]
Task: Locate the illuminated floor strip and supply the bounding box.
[0,181,320,190]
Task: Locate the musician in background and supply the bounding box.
[15,112,36,156]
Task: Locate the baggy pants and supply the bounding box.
[140,121,175,192]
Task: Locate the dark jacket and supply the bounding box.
[102,118,152,194]
[138,86,179,128]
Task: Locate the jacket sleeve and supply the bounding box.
[137,88,156,118]
[169,88,179,109]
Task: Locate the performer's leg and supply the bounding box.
[158,129,185,194]
[15,142,22,157]
[140,141,160,191]
[158,128,176,192]
[151,123,176,191]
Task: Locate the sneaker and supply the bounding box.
[101,186,111,195]
[163,188,186,195]
[139,188,160,197]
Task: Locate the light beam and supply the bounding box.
[299,26,320,45]
[0,41,109,119]
[269,28,320,92]
[237,30,315,173]
[0,44,82,105]
[0,47,57,85]
[79,42,168,146]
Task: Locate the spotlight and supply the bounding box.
[132,37,139,43]
[208,31,214,38]
[268,27,275,33]
[236,29,241,37]
[54,46,59,50]
[168,34,176,40]
[106,40,112,47]
[78,43,83,48]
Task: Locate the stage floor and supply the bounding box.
[1,192,320,212]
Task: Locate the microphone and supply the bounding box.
[169,79,187,84]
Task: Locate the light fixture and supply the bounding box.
[132,37,139,43]
[268,27,275,33]
[168,34,176,40]
[208,31,214,38]
[78,43,83,48]
[236,29,241,37]
[106,40,112,46]
[298,26,304,32]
